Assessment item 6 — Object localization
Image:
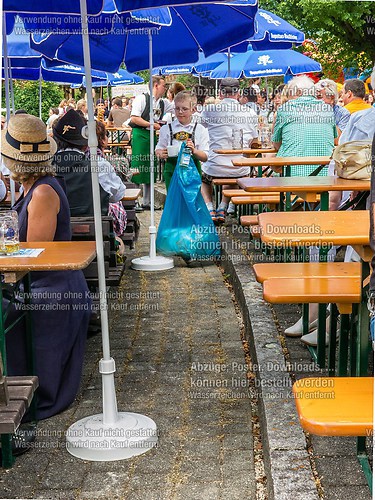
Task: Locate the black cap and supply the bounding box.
[53,109,87,146]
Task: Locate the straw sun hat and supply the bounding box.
[1,114,57,163]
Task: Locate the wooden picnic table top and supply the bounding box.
[237,176,370,193]
[257,210,370,247]
[214,148,277,155]
[105,126,131,131]
[232,156,332,167]
[0,241,96,283]
[122,188,141,201]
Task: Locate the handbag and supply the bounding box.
[332,140,372,180]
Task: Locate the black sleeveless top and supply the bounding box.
[14,175,71,242]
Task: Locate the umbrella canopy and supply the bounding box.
[151,8,305,77]
[4,0,104,14]
[210,48,322,79]
[30,2,258,73]
[153,51,229,76]
[234,9,305,51]
[77,68,144,87]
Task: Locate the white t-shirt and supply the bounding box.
[200,98,258,177]
[131,94,174,128]
[155,120,209,157]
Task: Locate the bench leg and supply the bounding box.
[349,304,358,376]
[356,301,370,377]
[327,304,338,376]
[337,314,350,376]
[357,436,373,492]
[1,434,15,468]
[316,303,327,368]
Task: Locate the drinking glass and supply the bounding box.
[0,210,20,255]
[231,129,243,150]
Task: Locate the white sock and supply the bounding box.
[206,202,214,211]
[218,201,228,212]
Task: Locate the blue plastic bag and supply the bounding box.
[156,142,220,261]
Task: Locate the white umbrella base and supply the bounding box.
[131,255,174,271]
[66,412,158,461]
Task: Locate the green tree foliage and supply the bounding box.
[260,0,375,77]
[12,81,64,122]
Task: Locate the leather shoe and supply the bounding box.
[284,318,318,337]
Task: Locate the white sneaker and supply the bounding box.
[284,317,318,337]
[301,329,329,347]
[227,202,236,215]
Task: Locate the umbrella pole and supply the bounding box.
[8,67,15,117]
[227,47,231,78]
[66,0,157,462]
[131,30,174,271]
[2,13,16,207]
[39,69,42,120]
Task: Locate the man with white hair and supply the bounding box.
[315,78,350,135]
[272,75,337,176]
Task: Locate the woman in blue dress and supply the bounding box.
[1,114,91,420]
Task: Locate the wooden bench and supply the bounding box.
[240,215,258,226]
[0,352,39,468]
[238,215,261,238]
[263,276,361,313]
[253,262,362,284]
[224,189,320,205]
[231,195,279,218]
[262,274,364,372]
[293,376,373,436]
[293,376,373,490]
[212,178,241,207]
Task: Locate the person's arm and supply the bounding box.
[98,158,126,202]
[155,124,169,160]
[271,108,283,151]
[130,115,161,131]
[26,184,60,241]
[186,138,207,162]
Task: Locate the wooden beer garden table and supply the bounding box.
[257,210,369,247]
[0,241,97,283]
[238,176,370,211]
[232,155,332,177]
[214,147,277,155]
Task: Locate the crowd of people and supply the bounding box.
[0,69,374,431]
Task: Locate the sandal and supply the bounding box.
[210,209,217,222]
[215,209,226,223]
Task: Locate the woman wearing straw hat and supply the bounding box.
[1,114,92,420]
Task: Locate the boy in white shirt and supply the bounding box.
[155,91,209,191]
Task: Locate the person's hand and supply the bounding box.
[156,148,168,160]
[186,138,195,154]
[153,122,161,131]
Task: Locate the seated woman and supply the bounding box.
[1,114,92,420]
